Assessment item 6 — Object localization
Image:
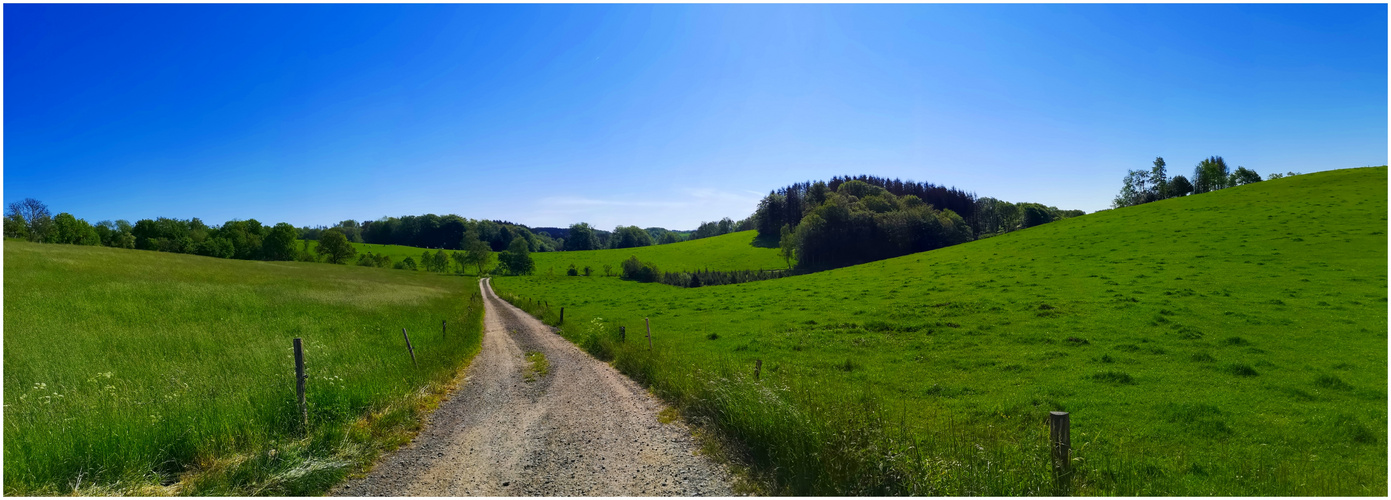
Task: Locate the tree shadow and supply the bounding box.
[751,232,780,248]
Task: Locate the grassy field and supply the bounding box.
[305,230,785,276]
[529,230,787,275]
[4,242,484,495]
[492,166,1388,495]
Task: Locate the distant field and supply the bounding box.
[305,230,784,275]
[492,167,1388,495]
[530,230,785,275]
[4,242,484,495]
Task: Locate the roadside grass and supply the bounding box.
[3,242,485,495]
[493,166,1388,495]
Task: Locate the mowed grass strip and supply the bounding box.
[492,167,1388,495]
[3,242,484,495]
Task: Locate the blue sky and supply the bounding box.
[5,4,1386,230]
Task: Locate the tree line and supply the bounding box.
[753,176,1084,271]
[2,199,539,276]
[558,218,750,251]
[1112,156,1295,208]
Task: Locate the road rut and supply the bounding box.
[333,278,732,496]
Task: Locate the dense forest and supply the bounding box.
[752,175,1084,271]
[1112,156,1290,208]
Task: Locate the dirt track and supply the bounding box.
[333,278,732,496]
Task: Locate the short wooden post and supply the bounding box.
[645,318,652,349]
[1050,411,1071,483]
[754,359,762,380]
[442,320,447,340]
[620,326,626,341]
[402,328,417,368]
[560,307,565,324]
[293,338,308,431]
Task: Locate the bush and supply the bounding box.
[620,256,661,282]
[567,264,579,276]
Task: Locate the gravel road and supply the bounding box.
[333,278,733,496]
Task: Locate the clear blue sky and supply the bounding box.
[5,4,1386,230]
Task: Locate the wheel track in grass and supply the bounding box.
[333,277,732,496]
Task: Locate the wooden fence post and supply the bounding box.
[402,328,417,368]
[645,318,652,349]
[1050,411,1071,485]
[560,307,565,324]
[754,359,762,380]
[620,326,626,341]
[293,338,308,432]
[442,320,447,340]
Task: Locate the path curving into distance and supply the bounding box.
[334,278,733,496]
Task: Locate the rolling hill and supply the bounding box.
[491,166,1388,495]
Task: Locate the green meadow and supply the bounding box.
[492,167,1388,495]
[529,230,787,275]
[3,242,484,495]
[304,229,785,275]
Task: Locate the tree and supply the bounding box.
[1230,166,1262,186]
[5,212,29,240]
[564,223,601,251]
[496,238,534,275]
[7,198,52,242]
[432,250,449,273]
[620,256,660,282]
[1193,156,1231,194]
[1112,169,1151,208]
[463,230,491,275]
[610,226,655,249]
[1021,204,1052,228]
[778,224,797,269]
[603,264,613,277]
[47,213,99,245]
[1168,175,1194,197]
[261,223,299,261]
[1150,157,1169,200]
[316,229,357,264]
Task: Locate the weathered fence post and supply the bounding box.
[402,328,417,368]
[620,326,626,341]
[442,320,447,340]
[645,317,652,349]
[560,307,565,324]
[754,359,762,380]
[1050,411,1071,487]
[294,338,308,432]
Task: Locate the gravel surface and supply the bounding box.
[334,278,733,496]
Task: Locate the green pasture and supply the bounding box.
[4,242,484,495]
[529,230,786,274]
[303,230,785,276]
[492,166,1388,495]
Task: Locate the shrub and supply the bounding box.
[567,264,579,276]
[620,256,661,282]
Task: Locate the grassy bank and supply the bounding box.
[4,242,484,495]
[492,167,1388,495]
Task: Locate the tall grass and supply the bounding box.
[4,242,484,495]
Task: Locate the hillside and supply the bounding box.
[3,242,485,495]
[491,167,1388,495]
